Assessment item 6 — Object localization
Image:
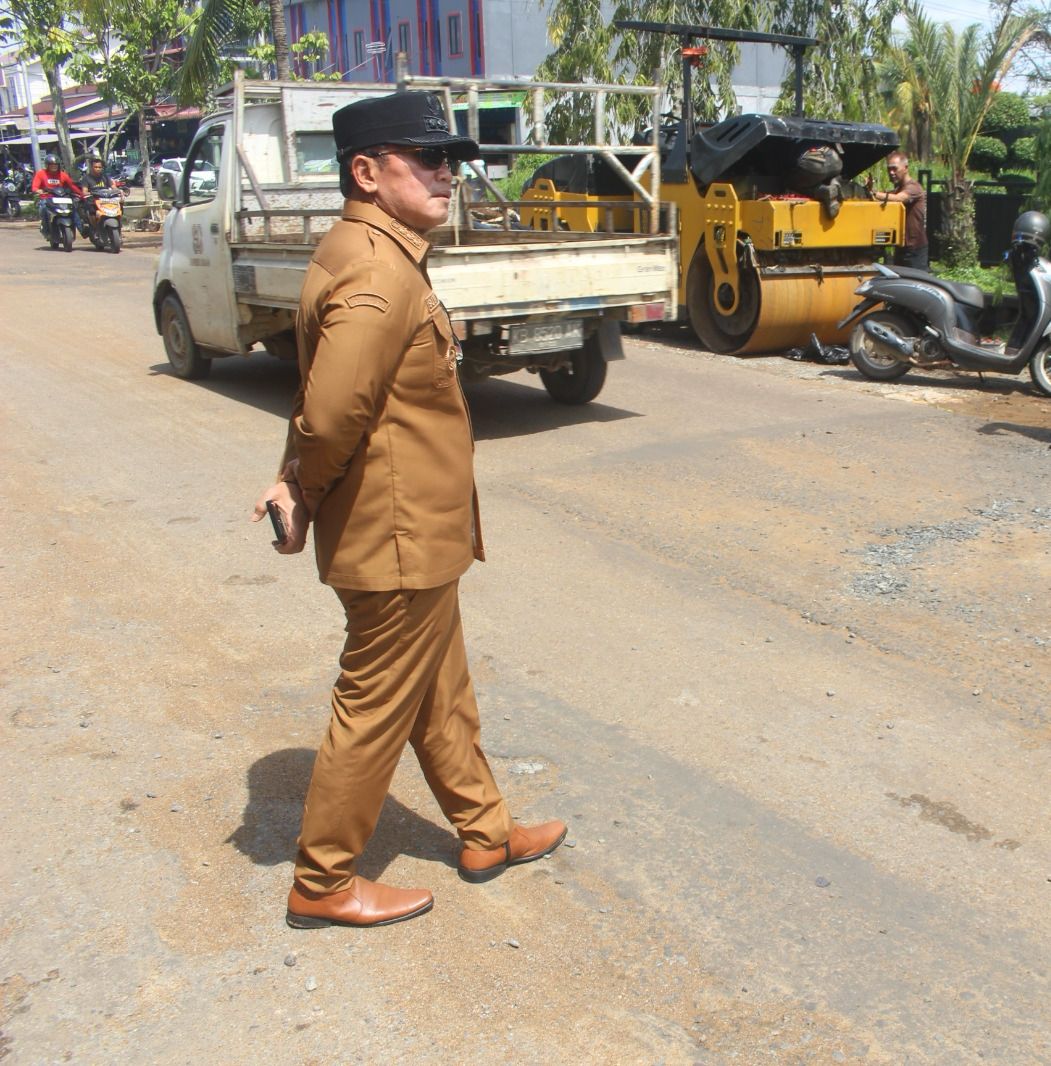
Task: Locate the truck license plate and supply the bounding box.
[508,319,583,356]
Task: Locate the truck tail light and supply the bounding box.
[627,301,665,323]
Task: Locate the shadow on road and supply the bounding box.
[821,365,1038,396]
[227,747,457,876]
[819,366,1051,433]
[464,377,640,440]
[149,354,300,420]
[149,355,641,437]
[977,420,1051,444]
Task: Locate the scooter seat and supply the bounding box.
[894,265,986,310]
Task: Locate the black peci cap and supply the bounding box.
[333,91,479,161]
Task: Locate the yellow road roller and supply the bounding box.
[521,21,906,355]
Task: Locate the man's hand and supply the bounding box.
[251,478,309,555]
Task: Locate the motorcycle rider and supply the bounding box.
[80,155,122,195]
[77,155,123,233]
[31,153,85,225]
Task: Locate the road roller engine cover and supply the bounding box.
[520,21,907,356]
[683,113,903,354]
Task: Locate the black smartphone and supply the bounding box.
[265,499,288,544]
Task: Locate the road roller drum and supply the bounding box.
[687,245,872,355]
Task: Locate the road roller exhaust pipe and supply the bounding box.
[860,317,914,358]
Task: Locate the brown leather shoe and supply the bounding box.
[286,876,433,929]
[458,820,568,883]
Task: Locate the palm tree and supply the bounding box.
[178,0,291,104]
[877,6,940,161]
[880,2,1041,266]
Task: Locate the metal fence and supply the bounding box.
[923,177,1033,266]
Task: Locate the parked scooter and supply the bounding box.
[839,211,1051,398]
[0,175,20,218]
[39,193,78,251]
[9,163,34,196]
[78,188,123,252]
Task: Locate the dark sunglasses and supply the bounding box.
[366,146,456,171]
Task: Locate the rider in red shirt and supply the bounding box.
[31,154,83,222]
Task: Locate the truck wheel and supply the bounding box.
[849,311,913,381]
[1029,344,1051,397]
[539,335,607,404]
[161,293,212,380]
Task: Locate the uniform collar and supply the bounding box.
[341,200,431,264]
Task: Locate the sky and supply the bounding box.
[917,0,1002,30]
[916,0,1035,91]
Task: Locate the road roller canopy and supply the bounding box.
[690,114,899,188]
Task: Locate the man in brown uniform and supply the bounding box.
[870,151,929,271]
[253,92,566,928]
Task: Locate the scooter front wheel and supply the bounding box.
[107,227,121,254]
[1029,344,1051,397]
[849,310,914,382]
[61,226,73,252]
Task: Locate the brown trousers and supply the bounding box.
[294,579,514,893]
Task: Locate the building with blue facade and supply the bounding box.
[284,0,551,82]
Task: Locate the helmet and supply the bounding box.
[44,153,59,167]
[1011,211,1051,248]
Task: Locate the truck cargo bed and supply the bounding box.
[229,199,678,320]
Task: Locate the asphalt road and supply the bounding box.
[1,221,1049,1065]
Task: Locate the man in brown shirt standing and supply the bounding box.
[253,92,566,928]
[871,151,929,271]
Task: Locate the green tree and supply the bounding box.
[538,1,759,141]
[880,2,1041,265]
[71,0,194,207]
[291,29,342,80]
[538,1,907,138]
[1032,114,1051,205]
[937,10,1039,264]
[1010,133,1037,167]
[875,4,939,160]
[970,133,1009,174]
[178,0,290,104]
[0,0,80,170]
[982,89,1031,133]
[768,0,902,121]
[974,90,1033,175]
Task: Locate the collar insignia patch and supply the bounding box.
[389,218,423,247]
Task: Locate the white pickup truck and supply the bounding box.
[152,72,678,403]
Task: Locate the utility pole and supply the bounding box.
[19,59,41,169]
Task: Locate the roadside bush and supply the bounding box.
[930,260,1014,298]
[999,171,1035,186]
[494,153,558,198]
[970,135,1008,176]
[1009,136,1036,168]
[982,92,1031,135]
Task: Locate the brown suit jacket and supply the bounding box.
[283,200,483,591]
